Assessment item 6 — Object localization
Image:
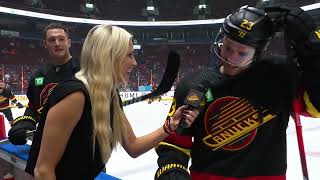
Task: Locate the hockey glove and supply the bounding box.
[155,144,191,180]
[282,6,315,44]
[8,116,36,145]
[283,7,320,67]
[266,6,320,63]
[265,6,315,44]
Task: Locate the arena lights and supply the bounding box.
[0,6,224,26]
[302,2,320,11]
[85,3,94,8]
[0,3,319,26]
[146,6,155,11]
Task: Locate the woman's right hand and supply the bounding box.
[168,105,199,132]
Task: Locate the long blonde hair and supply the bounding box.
[75,25,131,163]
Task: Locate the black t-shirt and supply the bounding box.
[25,57,80,118]
[25,79,105,180]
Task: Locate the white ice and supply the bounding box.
[4,101,320,180]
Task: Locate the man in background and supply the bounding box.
[8,22,80,145]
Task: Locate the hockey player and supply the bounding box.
[148,84,162,104]
[7,22,80,145]
[0,82,24,122]
[155,5,320,180]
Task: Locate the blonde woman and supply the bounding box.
[25,24,199,180]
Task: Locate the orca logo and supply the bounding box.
[202,96,275,151]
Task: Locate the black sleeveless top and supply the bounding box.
[25,79,105,180]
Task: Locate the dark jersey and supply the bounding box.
[25,57,80,120]
[156,55,320,179]
[188,58,291,177]
[25,79,105,180]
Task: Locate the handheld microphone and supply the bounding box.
[176,84,208,135]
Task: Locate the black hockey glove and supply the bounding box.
[282,6,315,44]
[155,145,191,180]
[265,5,317,49]
[282,7,320,67]
[8,116,36,145]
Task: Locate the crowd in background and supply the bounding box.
[0,36,212,94]
[0,33,286,94]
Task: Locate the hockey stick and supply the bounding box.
[122,51,180,106]
[265,7,309,179]
[288,65,309,179]
[283,33,309,180]
[292,99,309,180]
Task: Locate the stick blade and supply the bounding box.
[122,51,180,106]
[152,50,180,96]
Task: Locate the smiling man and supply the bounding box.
[8,23,80,146]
